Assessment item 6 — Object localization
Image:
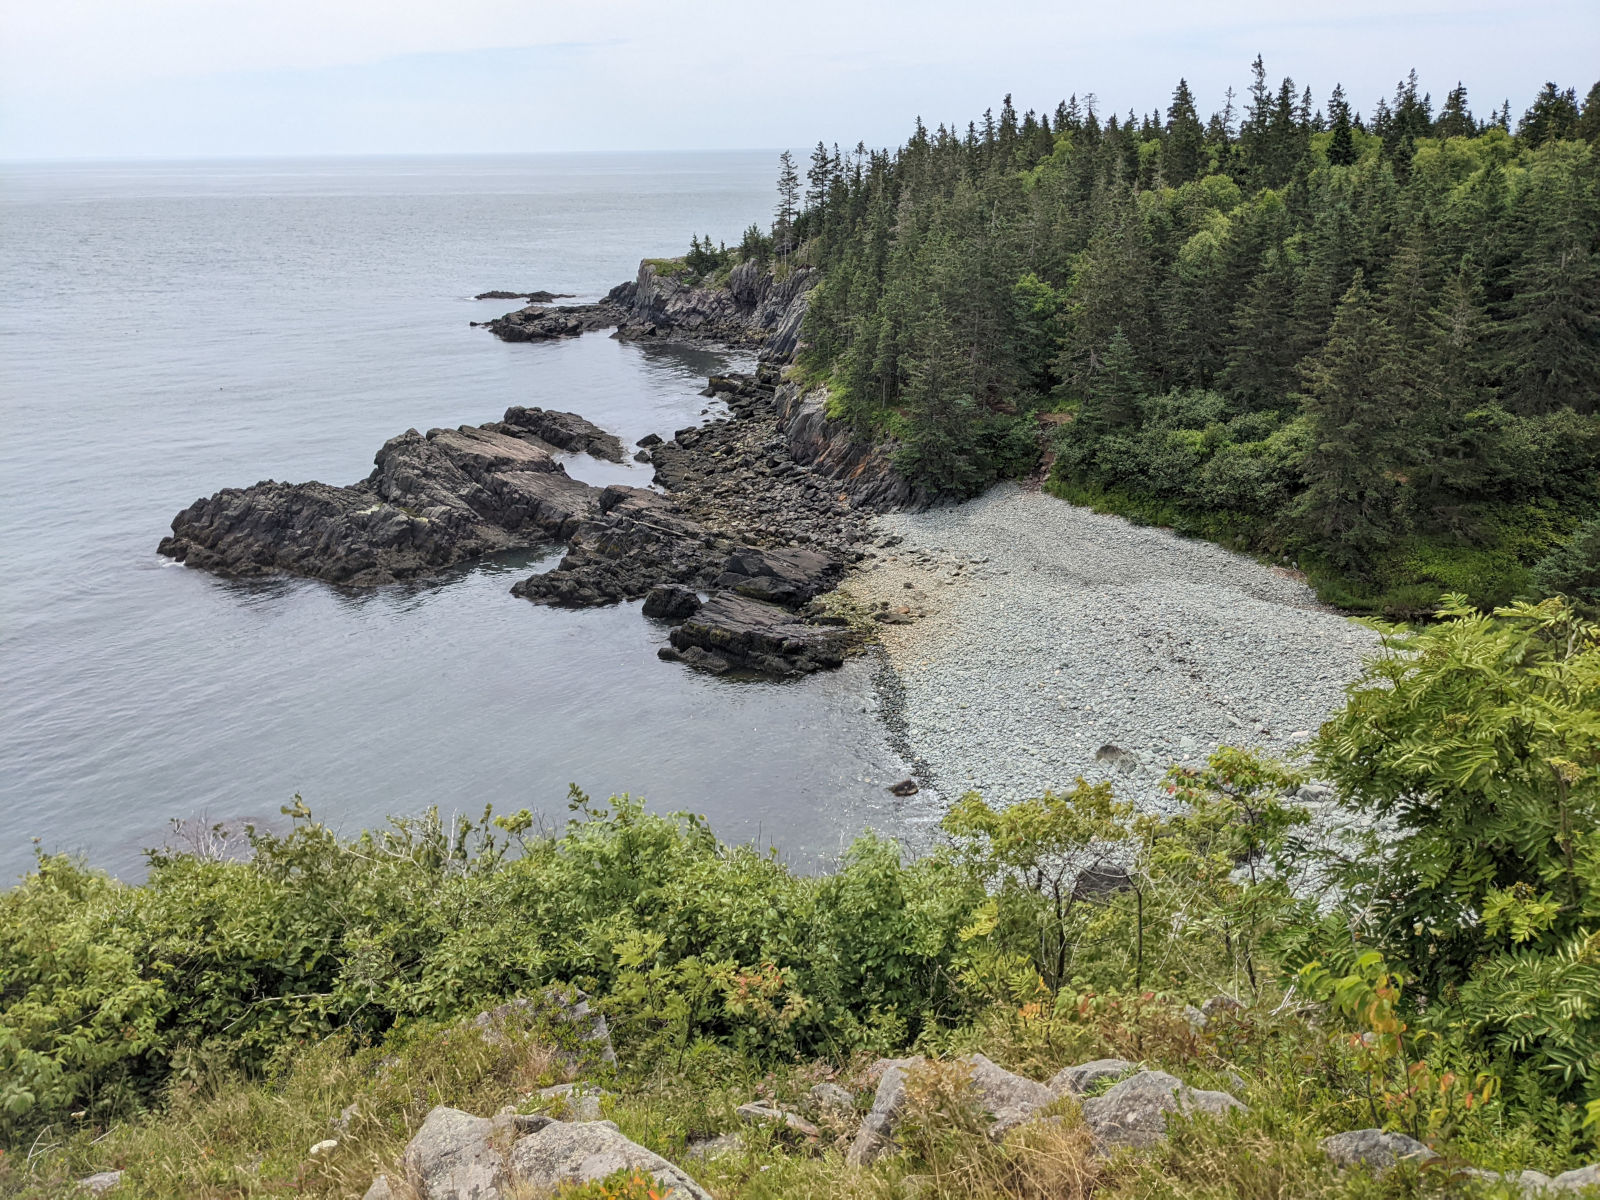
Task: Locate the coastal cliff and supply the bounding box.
[483,257,817,360]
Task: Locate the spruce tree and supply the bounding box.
[1327,84,1358,166]
[774,150,801,250]
[1296,273,1407,572]
[1165,78,1206,185]
[1518,83,1580,146]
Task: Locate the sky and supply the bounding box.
[2,0,1597,160]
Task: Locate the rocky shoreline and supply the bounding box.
[159,256,917,676]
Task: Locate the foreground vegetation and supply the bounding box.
[3,599,1597,1196]
[696,67,1600,615]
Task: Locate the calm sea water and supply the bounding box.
[0,153,922,883]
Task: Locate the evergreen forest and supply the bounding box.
[718,66,1600,614]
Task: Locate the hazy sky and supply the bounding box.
[2,0,1596,160]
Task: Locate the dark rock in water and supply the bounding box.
[715,545,843,607]
[632,449,652,463]
[668,592,849,676]
[159,421,601,585]
[485,302,623,342]
[499,406,624,462]
[474,289,576,301]
[512,487,724,608]
[889,779,919,797]
[635,433,662,448]
[642,584,701,620]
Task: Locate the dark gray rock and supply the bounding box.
[159,422,600,585]
[668,592,849,675]
[1320,1128,1438,1173]
[499,407,624,462]
[642,584,702,620]
[483,302,623,342]
[714,545,843,607]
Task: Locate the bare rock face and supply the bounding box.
[158,415,607,585]
[846,1056,926,1167]
[964,1053,1057,1140]
[605,259,818,357]
[1047,1058,1137,1098]
[500,406,625,462]
[508,1120,712,1200]
[403,1107,507,1200]
[715,544,843,607]
[77,1171,125,1195]
[666,591,849,676]
[1319,1128,1438,1172]
[1080,1070,1246,1150]
[773,381,919,511]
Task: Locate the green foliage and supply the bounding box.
[1534,517,1600,613]
[782,63,1599,602]
[1312,597,1600,1102]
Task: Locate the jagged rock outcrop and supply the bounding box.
[481,302,624,342]
[773,379,921,510]
[606,258,818,357]
[500,406,624,461]
[158,419,605,585]
[664,591,850,675]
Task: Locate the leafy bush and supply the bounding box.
[1311,596,1600,1099]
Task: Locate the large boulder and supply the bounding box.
[714,545,843,607]
[508,1120,711,1200]
[666,592,850,675]
[1319,1128,1438,1173]
[1551,1164,1600,1191]
[1080,1070,1246,1150]
[403,1107,507,1200]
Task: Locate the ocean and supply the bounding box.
[0,152,922,883]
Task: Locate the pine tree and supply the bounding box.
[1518,83,1580,146]
[1577,81,1600,143]
[1296,273,1407,572]
[1165,78,1206,186]
[774,150,801,251]
[1077,328,1147,439]
[1327,84,1358,166]
[1434,83,1475,138]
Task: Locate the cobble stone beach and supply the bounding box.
[843,482,1382,806]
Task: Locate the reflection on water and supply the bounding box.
[0,154,925,883]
